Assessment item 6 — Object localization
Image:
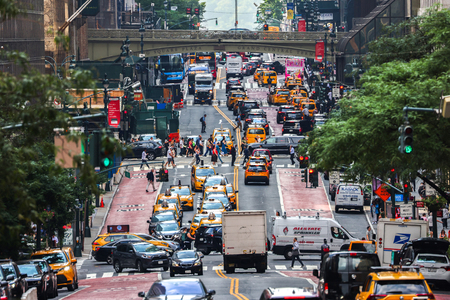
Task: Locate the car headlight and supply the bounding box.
[194,261,201,266]
[64,266,71,271]
[37,280,41,285]
[172,261,179,267]
[141,254,152,259]
[10,283,16,289]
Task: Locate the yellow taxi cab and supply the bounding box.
[291,92,308,108]
[203,185,228,200]
[258,70,277,87]
[155,190,183,217]
[227,90,248,110]
[191,164,216,192]
[198,198,226,214]
[355,268,434,300]
[245,126,266,144]
[153,200,182,227]
[225,184,237,209]
[197,213,222,233]
[342,240,377,254]
[244,162,270,185]
[268,89,290,105]
[91,232,172,252]
[253,68,265,82]
[214,133,234,150]
[212,127,232,138]
[30,247,78,291]
[301,101,317,116]
[189,211,223,236]
[286,77,302,89]
[170,183,195,211]
[244,156,272,174]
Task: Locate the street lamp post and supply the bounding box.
[103,74,110,128]
[139,21,145,55]
[164,1,168,30]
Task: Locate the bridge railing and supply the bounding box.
[88,29,342,41]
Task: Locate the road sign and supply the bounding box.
[329,171,340,185]
[416,201,424,208]
[332,87,340,98]
[374,184,391,202]
[108,97,121,128]
[265,9,271,15]
[125,171,130,178]
[171,6,177,11]
[400,204,413,217]
[425,182,436,196]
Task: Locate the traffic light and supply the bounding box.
[309,168,318,187]
[123,91,128,104]
[263,24,269,31]
[403,125,413,154]
[339,85,344,96]
[194,8,199,15]
[89,131,101,168]
[186,7,191,14]
[129,91,135,103]
[100,141,114,170]
[299,155,309,168]
[300,169,306,182]
[398,125,405,153]
[157,167,169,182]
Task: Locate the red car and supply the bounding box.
[251,148,273,173]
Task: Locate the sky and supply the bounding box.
[202,0,264,30]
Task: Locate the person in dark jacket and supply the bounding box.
[146,168,156,192]
[230,145,237,166]
[321,239,330,262]
[241,145,250,165]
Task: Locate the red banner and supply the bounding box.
[298,19,306,32]
[108,97,121,128]
[315,40,324,62]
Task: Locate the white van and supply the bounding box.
[270,214,358,260]
[335,184,364,213]
[226,54,243,79]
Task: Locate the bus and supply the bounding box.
[158,53,185,84]
[195,52,217,79]
[187,64,210,95]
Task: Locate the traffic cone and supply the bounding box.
[100,196,104,208]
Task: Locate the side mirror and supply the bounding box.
[71,258,77,264]
[129,249,134,253]
[208,290,216,296]
[6,275,14,281]
[235,190,238,193]
[138,291,145,297]
[188,220,192,223]
[312,269,319,277]
[0,281,8,288]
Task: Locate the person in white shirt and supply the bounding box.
[140,149,150,169]
[164,147,176,168]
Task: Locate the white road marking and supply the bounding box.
[102,272,114,278]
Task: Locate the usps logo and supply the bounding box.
[283,226,289,235]
[393,233,411,244]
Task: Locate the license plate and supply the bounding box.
[185,270,191,273]
[351,198,358,201]
[199,238,203,241]
[158,261,163,264]
[428,268,436,272]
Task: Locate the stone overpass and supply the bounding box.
[87,29,345,61]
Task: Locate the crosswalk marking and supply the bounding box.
[275,265,287,270]
[102,272,114,278]
[86,274,97,279]
[118,272,130,276]
[212,266,223,270]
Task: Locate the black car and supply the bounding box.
[170,250,204,277]
[226,78,242,94]
[248,136,306,154]
[313,252,380,300]
[238,101,260,118]
[17,262,48,300]
[29,259,58,298]
[246,62,257,75]
[276,106,296,124]
[138,278,215,300]
[247,108,267,119]
[147,211,178,233]
[284,110,304,122]
[242,63,252,76]
[260,287,320,300]
[124,141,164,160]
[194,225,222,255]
[0,259,28,298]
[112,241,170,273]
[268,61,285,74]
[282,120,302,135]
[154,221,181,241]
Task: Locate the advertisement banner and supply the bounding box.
[315,40,324,62]
[298,19,306,32]
[108,97,121,128]
[287,2,294,20]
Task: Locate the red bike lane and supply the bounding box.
[100,169,160,235]
[64,273,158,300]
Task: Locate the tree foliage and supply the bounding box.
[307,7,450,188]
[256,0,283,25]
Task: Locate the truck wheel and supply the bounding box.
[226,267,235,274]
[335,206,340,213]
[359,207,364,213]
[284,248,293,260]
[256,265,266,273]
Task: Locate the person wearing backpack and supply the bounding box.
[200,114,206,133]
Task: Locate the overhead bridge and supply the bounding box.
[87,29,345,61]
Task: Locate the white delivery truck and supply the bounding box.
[271,213,359,260]
[335,183,364,213]
[194,73,214,104]
[226,54,243,79]
[222,210,267,274]
[376,218,428,265]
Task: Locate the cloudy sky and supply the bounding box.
[202,0,264,30]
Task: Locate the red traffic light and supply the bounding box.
[186,7,191,14]
[299,156,304,161]
[263,24,269,31]
[404,183,409,188]
[194,8,199,15]
[123,110,128,114]
[309,169,314,174]
[390,168,395,173]
[164,169,168,174]
[305,156,309,160]
[339,85,344,89]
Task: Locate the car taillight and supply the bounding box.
[361,189,363,195]
[284,117,286,120]
[272,234,276,246]
[278,111,282,113]
[441,266,450,271]
[336,189,339,195]
[367,295,387,300]
[417,294,435,299]
[324,283,329,295]
[350,252,357,256]
[158,146,162,148]
[92,241,99,245]
[246,119,251,122]
[282,129,284,132]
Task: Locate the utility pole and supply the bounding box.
[235,0,238,31]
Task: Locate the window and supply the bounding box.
[249,129,265,134]
[116,244,128,252]
[1,265,15,278]
[149,280,205,296]
[350,256,379,272]
[416,254,448,264]
[337,256,348,272]
[32,252,68,264]
[276,137,287,143]
[363,276,373,292]
[374,280,427,294]
[265,138,275,144]
[331,227,348,239]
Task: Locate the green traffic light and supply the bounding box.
[405,145,412,154]
[103,157,111,167]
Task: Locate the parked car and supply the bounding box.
[112,241,170,273]
[17,261,48,300]
[0,259,28,297]
[248,136,306,154]
[124,141,164,160]
[138,278,215,300]
[170,250,204,277]
[28,259,58,298]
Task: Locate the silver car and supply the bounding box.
[412,253,450,287]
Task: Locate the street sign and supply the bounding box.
[171,6,177,11]
[139,53,145,58]
[416,201,424,208]
[108,97,121,128]
[374,184,391,202]
[418,207,428,216]
[329,171,340,185]
[425,182,436,196]
[125,171,130,178]
[400,204,413,217]
[265,9,272,15]
[332,87,340,98]
[94,167,100,173]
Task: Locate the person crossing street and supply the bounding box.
[291,237,305,268]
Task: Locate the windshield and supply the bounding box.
[151,214,175,222]
[202,202,224,210]
[249,129,265,134]
[149,281,204,296]
[32,252,67,264]
[18,264,39,276]
[157,198,177,205]
[277,91,290,95]
[34,261,48,272]
[176,251,197,259]
[226,186,234,193]
[196,80,211,86]
[252,119,266,124]
[374,280,427,295]
[206,194,229,205]
[233,94,246,98]
[303,104,315,109]
[341,226,355,238]
[416,254,449,264]
[170,187,191,196]
[249,158,266,164]
[134,243,159,253]
[205,178,226,187]
[215,135,231,142]
[156,222,179,231]
[205,191,226,198]
[160,55,183,72]
[244,103,258,108]
[196,168,215,176]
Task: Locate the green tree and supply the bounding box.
[255,0,283,26]
[307,7,450,188]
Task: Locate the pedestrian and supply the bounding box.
[439,229,447,239]
[164,138,169,154]
[429,212,442,234]
[186,229,195,249]
[221,139,227,156]
[140,149,150,169]
[366,226,373,241]
[216,143,223,164]
[291,237,304,268]
[241,145,250,165]
[418,182,426,198]
[180,228,188,250]
[421,213,428,222]
[204,138,212,156]
[442,206,448,229]
[165,147,176,168]
[51,234,58,247]
[211,146,218,165]
[320,238,330,262]
[236,114,242,131]
[201,114,207,133]
[188,138,194,157]
[180,137,185,156]
[289,145,295,165]
[197,135,204,155]
[146,168,156,192]
[230,145,236,166]
[195,145,201,165]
